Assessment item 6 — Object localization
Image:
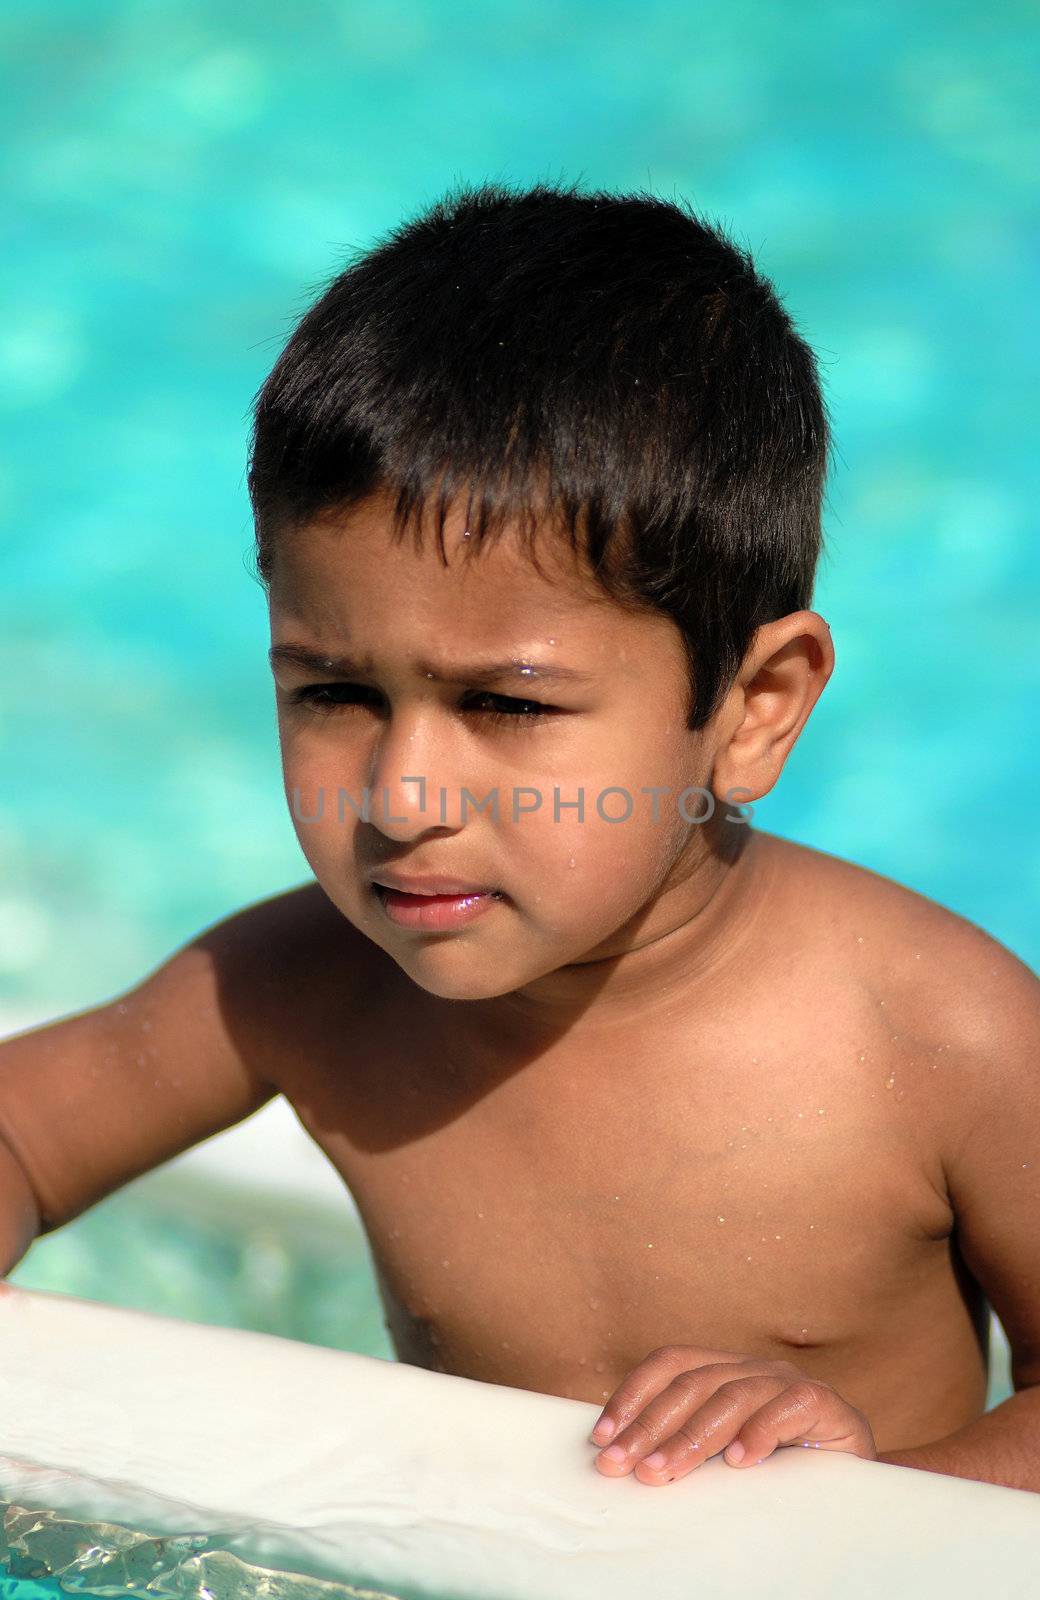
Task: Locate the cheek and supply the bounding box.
[278,735,359,859]
[523,798,685,914]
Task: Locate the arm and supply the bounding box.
[0,1129,42,1274]
[878,936,1040,1493]
[0,884,330,1271]
[878,1390,1040,1490]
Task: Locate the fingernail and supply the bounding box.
[644,1450,667,1469]
[725,1441,746,1464]
[602,1444,627,1463]
[591,1416,615,1442]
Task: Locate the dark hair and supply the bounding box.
[247,177,831,730]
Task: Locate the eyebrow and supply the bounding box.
[268,643,595,687]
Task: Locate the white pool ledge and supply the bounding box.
[0,1283,1038,1600]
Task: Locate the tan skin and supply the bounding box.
[3,486,1040,1491]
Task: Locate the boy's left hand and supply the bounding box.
[590,1344,877,1483]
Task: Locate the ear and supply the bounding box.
[710,612,834,805]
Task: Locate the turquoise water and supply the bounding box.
[0,1500,403,1600]
[7,1179,394,1358]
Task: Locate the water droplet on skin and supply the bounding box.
[441,1258,451,1267]
[774,1234,782,1240]
[647,1242,653,1248]
[568,857,576,868]
[809,1224,815,1230]
[856,936,864,943]
[884,1075,896,1089]
[746,1255,753,1262]
[717,1215,726,1223]
[594,1362,605,1373]
[816,1107,825,1115]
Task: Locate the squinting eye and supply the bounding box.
[464,691,555,728]
[290,684,378,714]
[287,684,557,728]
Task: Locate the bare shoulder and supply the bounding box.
[760,829,1039,1061]
[190,879,385,1090]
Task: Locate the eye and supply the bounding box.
[463,691,555,728]
[289,684,378,715]
[287,684,556,728]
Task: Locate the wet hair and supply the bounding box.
[247,177,832,730]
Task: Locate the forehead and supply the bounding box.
[267,488,631,646]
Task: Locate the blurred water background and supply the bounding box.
[1,0,1037,1022]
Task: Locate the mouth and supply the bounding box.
[370,880,506,930]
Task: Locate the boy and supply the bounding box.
[2,179,1038,1495]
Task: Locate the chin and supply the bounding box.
[390,952,525,1003]
[410,969,520,1002]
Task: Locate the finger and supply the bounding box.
[595,1369,783,1476]
[623,1375,790,1482]
[722,1381,878,1467]
[590,1345,747,1444]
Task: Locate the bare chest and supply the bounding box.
[283,985,983,1448]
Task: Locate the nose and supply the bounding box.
[365,711,464,843]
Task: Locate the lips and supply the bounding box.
[372,878,505,931]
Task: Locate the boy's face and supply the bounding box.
[267,487,742,1010]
